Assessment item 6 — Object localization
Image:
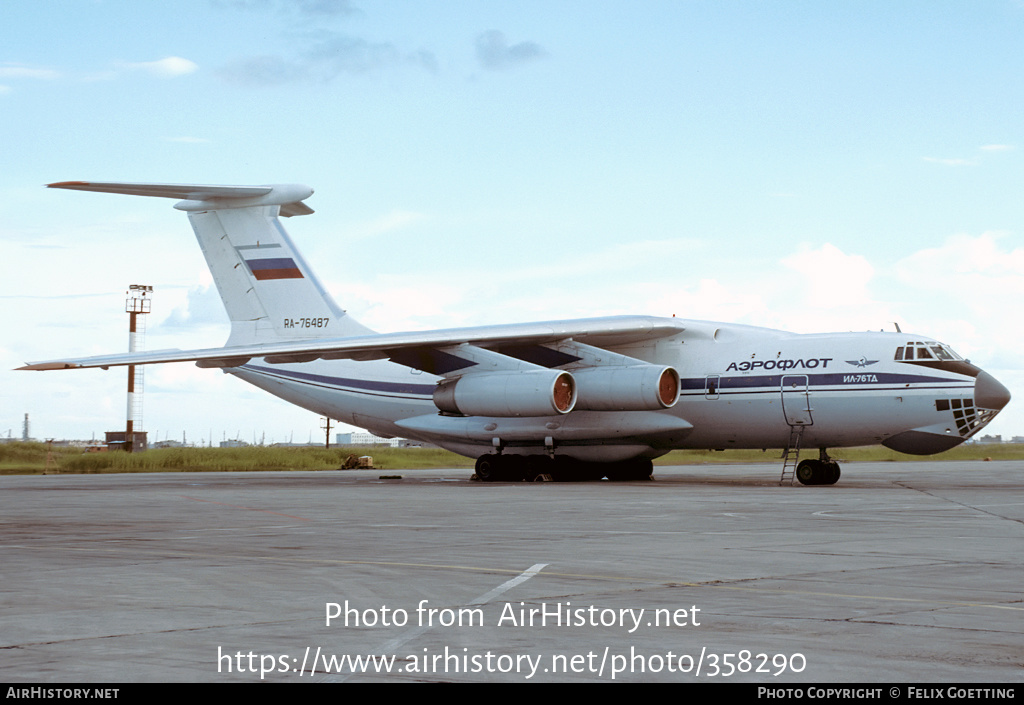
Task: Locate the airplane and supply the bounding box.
[19,181,1011,485]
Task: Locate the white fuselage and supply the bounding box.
[228,319,988,462]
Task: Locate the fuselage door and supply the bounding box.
[781,374,813,426]
[704,375,721,400]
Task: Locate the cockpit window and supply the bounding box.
[896,342,963,362]
[940,343,964,360]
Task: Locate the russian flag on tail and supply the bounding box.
[246,257,304,280]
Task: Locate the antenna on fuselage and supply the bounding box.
[894,322,902,333]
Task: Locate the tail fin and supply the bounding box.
[49,181,373,345]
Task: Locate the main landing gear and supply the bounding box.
[474,454,654,482]
[795,455,841,486]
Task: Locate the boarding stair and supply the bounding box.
[779,424,805,486]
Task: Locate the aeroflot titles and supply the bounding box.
[725,358,834,372]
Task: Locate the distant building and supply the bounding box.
[336,432,402,447]
[104,431,148,452]
[977,434,1003,444]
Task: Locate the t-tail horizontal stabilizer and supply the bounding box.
[47,181,315,216]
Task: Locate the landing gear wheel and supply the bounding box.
[796,459,819,486]
[822,461,841,485]
[796,459,841,486]
[475,455,501,482]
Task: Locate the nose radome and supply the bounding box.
[975,370,1011,411]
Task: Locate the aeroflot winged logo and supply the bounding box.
[246,257,304,280]
[845,357,880,368]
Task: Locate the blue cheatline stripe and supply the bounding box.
[241,364,972,403]
[241,363,437,397]
[680,371,968,392]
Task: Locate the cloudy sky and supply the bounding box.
[3,0,1022,445]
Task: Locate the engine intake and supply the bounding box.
[433,370,576,417]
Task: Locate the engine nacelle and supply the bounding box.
[433,370,577,417]
[572,365,680,411]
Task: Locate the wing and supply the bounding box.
[19,315,684,371]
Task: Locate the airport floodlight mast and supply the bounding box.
[321,417,333,449]
[125,285,152,453]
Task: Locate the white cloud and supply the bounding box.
[0,64,59,94]
[781,243,875,307]
[330,277,469,332]
[118,56,199,78]
[161,284,230,329]
[0,64,59,80]
[922,156,976,167]
[894,232,1024,301]
[923,144,1015,166]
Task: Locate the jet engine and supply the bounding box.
[572,365,680,411]
[433,370,577,417]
